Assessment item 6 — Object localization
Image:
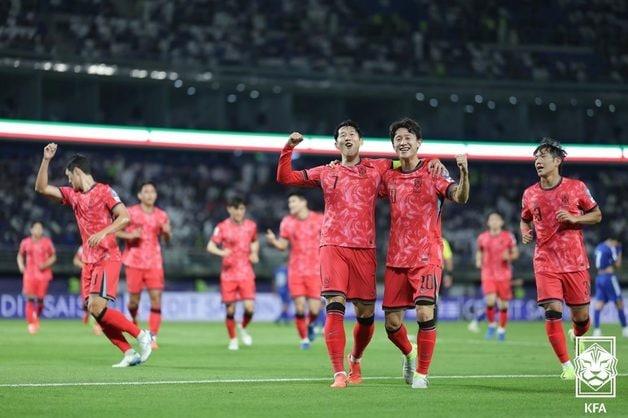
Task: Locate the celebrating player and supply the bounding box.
[207,197,259,350]
[520,138,602,380]
[35,143,152,367]
[17,221,56,334]
[266,192,324,349]
[475,212,519,341]
[380,118,469,389]
[118,182,171,349]
[592,238,627,337]
[277,120,444,388]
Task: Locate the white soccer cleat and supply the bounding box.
[137,330,153,363]
[467,320,479,333]
[27,323,38,335]
[402,344,418,384]
[561,361,576,380]
[411,372,429,389]
[238,325,253,346]
[593,328,602,337]
[228,338,239,351]
[623,327,628,338]
[112,349,141,368]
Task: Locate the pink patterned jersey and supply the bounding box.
[381,162,454,268]
[121,205,169,269]
[477,230,516,281]
[211,218,258,281]
[19,237,55,281]
[277,146,391,248]
[59,183,123,264]
[521,177,598,273]
[279,211,324,277]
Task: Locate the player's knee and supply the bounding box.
[384,315,402,332]
[545,310,562,320]
[326,301,345,315]
[226,312,235,320]
[356,315,374,326]
[417,318,436,331]
[127,302,139,310]
[572,310,589,323]
[244,310,254,318]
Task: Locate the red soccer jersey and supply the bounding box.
[277,145,391,248]
[477,230,516,281]
[381,161,454,268]
[121,205,169,269]
[521,177,598,273]
[279,211,324,277]
[19,237,55,281]
[59,183,123,264]
[211,218,258,281]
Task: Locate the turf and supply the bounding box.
[0,320,626,417]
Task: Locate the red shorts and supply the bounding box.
[288,274,321,299]
[22,279,50,299]
[383,265,442,310]
[81,260,121,301]
[536,270,591,307]
[320,246,376,302]
[482,279,512,301]
[125,266,165,293]
[221,280,256,303]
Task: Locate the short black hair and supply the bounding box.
[487,211,503,219]
[333,119,362,141]
[533,137,567,160]
[31,220,43,227]
[138,181,157,192]
[227,196,246,208]
[389,118,422,143]
[66,154,91,174]
[288,192,307,201]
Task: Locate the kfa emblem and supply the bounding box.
[413,178,422,192]
[560,193,569,206]
[574,336,617,398]
[357,166,366,177]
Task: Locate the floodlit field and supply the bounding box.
[1,320,626,417]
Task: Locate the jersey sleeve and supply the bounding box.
[250,222,258,243]
[211,225,224,245]
[18,239,27,255]
[279,217,291,239]
[371,158,393,176]
[434,172,455,198]
[303,165,325,183]
[46,238,56,256]
[476,235,484,251]
[104,186,123,212]
[576,181,598,212]
[59,186,77,207]
[508,232,517,248]
[521,190,533,222]
[276,146,319,188]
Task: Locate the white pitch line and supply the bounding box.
[2,373,627,388]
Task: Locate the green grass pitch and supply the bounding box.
[0,320,626,417]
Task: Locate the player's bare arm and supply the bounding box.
[72,253,83,269]
[116,229,142,240]
[161,221,172,242]
[16,252,25,273]
[520,220,534,244]
[87,203,130,247]
[249,240,260,264]
[556,206,602,225]
[207,240,231,258]
[39,253,57,270]
[34,143,63,202]
[446,154,470,204]
[475,250,482,269]
[503,246,520,261]
[266,229,289,251]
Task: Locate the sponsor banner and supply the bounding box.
[1,293,626,321]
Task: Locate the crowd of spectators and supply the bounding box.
[1,141,625,275]
[1,0,626,83]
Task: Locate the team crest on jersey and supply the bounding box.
[413,178,422,191]
[560,194,569,205]
[357,166,366,177]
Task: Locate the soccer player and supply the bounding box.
[118,182,171,349]
[207,197,259,351]
[380,118,469,389]
[475,212,519,341]
[441,238,454,295]
[17,221,56,334]
[277,120,444,388]
[520,138,602,380]
[592,238,627,337]
[266,192,324,349]
[35,143,152,367]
